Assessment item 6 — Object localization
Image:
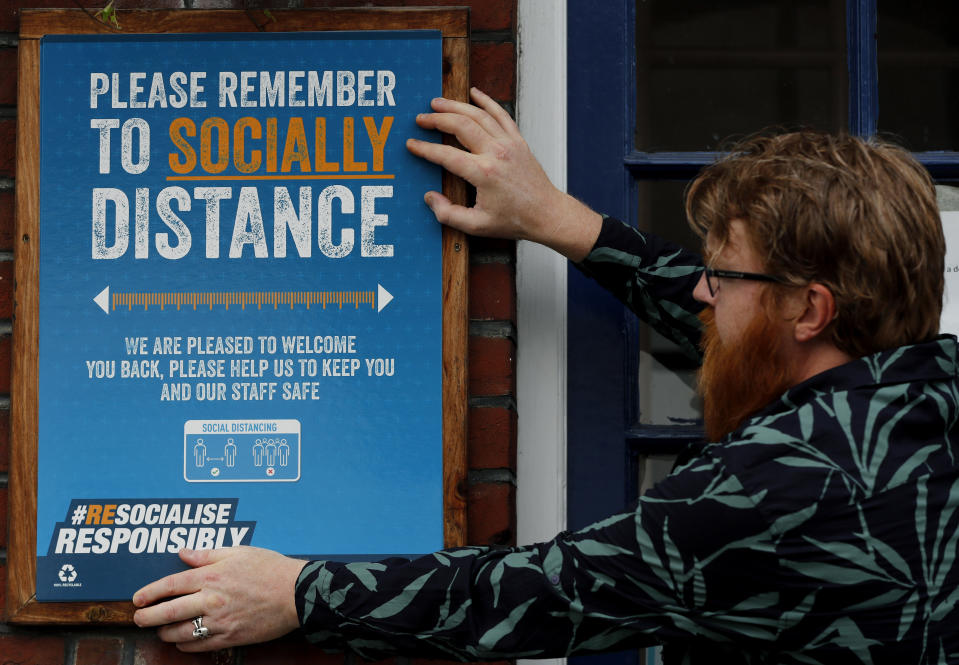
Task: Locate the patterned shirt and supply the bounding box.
[296,217,959,665]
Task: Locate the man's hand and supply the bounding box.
[406,87,602,262]
[132,546,307,652]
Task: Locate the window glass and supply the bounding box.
[877,1,959,151]
[636,181,703,425]
[637,454,678,496]
[635,0,846,151]
[938,185,959,337]
[938,185,959,212]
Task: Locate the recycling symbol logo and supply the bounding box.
[58,564,77,582]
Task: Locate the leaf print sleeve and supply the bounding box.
[574,217,705,361]
[293,454,783,661]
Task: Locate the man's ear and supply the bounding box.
[793,283,836,343]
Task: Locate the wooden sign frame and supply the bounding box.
[10,7,468,624]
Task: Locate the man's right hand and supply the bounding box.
[405,87,602,262]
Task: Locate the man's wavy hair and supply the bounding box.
[685,130,944,359]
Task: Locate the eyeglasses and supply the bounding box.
[704,267,788,297]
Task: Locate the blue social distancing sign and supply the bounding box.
[36,30,444,601]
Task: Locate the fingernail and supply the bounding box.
[132,594,141,606]
[424,193,434,207]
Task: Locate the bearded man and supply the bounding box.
[133,90,959,665]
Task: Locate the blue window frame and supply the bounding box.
[566,2,959,664]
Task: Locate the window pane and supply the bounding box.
[636,0,846,151]
[637,454,678,496]
[939,185,959,212]
[636,181,703,425]
[878,2,959,151]
[940,186,959,337]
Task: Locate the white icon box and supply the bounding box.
[184,419,301,482]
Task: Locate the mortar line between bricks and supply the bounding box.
[122,635,136,665]
[65,635,77,665]
[469,395,516,409]
[469,468,516,485]
[470,30,515,43]
[469,320,515,338]
[470,250,513,264]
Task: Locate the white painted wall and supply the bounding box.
[516,6,568,662]
[515,0,568,563]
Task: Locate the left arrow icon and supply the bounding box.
[94,286,110,314]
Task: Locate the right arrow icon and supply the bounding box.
[377,284,393,313]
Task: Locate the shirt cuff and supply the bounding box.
[295,560,343,638]
[579,215,633,264]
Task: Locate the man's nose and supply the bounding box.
[692,270,714,305]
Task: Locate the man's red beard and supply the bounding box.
[698,305,796,442]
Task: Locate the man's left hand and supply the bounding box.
[132,546,307,652]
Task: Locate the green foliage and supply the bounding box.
[95,0,120,29]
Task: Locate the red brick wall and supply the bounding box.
[0,2,517,662]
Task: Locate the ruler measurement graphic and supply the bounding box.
[93,285,394,313]
[114,290,374,311]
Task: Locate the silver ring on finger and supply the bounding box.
[192,615,210,639]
